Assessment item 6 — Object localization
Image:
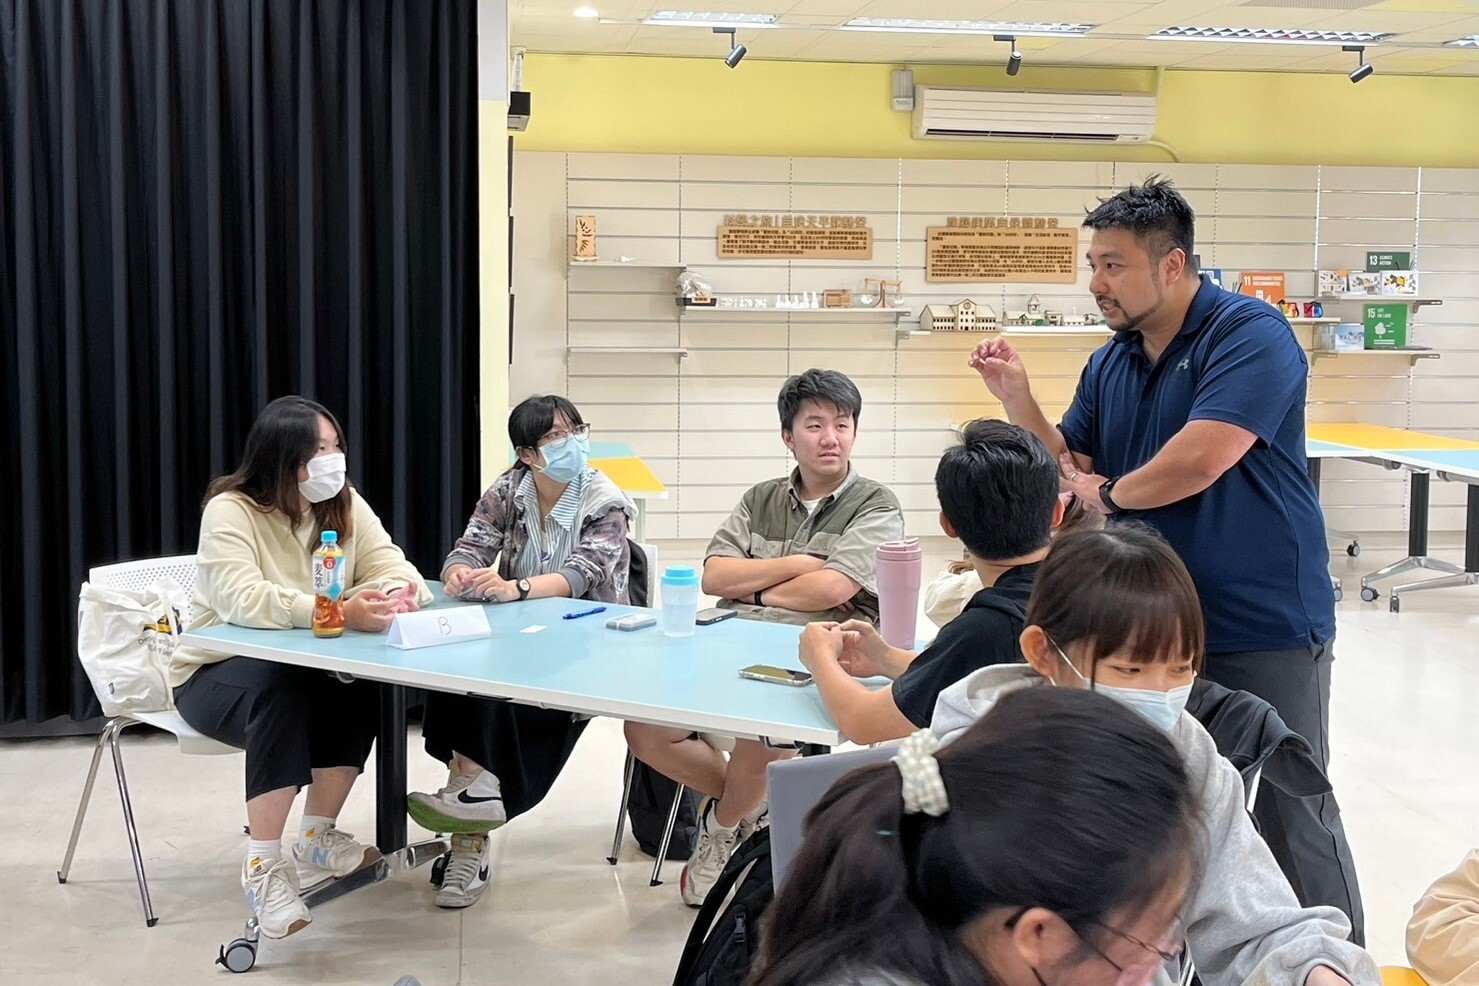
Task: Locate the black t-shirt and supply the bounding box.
[891,563,1041,728]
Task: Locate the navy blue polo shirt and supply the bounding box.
[1060,276,1335,654]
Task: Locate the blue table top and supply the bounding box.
[182,592,848,745]
[1376,448,1479,481]
[1306,438,1361,458]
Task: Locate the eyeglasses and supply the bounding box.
[1087,917,1186,965]
[1007,909,1185,986]
[538,423,590,446]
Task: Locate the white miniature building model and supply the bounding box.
[919,299,998,332]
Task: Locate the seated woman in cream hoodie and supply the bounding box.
[172,396,432,941]
[1407,849,1479,986]
[930,525,1378,986]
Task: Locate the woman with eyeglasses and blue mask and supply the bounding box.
[929,525,1378,986]
[410,395,636,910]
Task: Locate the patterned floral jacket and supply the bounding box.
[441,466,636,603]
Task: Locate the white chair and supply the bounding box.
[57,555,240,928]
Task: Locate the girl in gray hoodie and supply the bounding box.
[930,526,1378,986]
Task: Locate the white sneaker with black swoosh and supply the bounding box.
[434,833,491,909]
[407,769,508,833]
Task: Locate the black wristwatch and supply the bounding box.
[753,589,765,607]
[516,578,532,601]
[1099,477,1123,514]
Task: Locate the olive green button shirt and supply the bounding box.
[705,467,905,626]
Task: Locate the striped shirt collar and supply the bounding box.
[516,468,587,532]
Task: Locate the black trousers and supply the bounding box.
[1203,640,1365,946]
[174,656,379,802]
[421,692,589,821]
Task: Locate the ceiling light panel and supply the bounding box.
[842,18,1094,38]
[1446,36,1479,47]
[1150,27,1395,46]
[644,11,779,28]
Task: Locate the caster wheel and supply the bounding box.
[430,852,448,888]
[1390,596,1402,613]
[217,939,257,974]
[1347,543,1360,557]
[1360,586,1379,603]
[1333,587,1344,602]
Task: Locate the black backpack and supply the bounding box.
[671,828,773,986]
[626,761,704,860]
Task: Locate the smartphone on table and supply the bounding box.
[739,665,814,687]
[696,607,737,626]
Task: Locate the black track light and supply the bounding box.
[715,27,746,68]
[995,34,1022,76]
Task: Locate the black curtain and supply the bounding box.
[0,0,479,725]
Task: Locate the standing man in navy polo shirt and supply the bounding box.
[972,177,1363,944]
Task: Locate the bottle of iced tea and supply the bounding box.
[312,530,346,638]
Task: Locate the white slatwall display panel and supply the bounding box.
[1313,166,1417,534]
[1415,167,1479,531]
[512,152,1479,539]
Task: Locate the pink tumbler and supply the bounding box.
[876,538,923,650]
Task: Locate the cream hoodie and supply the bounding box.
[170,489,432,687]
[930,665,1379,986]
[1407,849,1479,986]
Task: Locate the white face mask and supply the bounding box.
[299,452,346,504]
[1049,639,1192,733]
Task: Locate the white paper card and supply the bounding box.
[521,625,546,634]
[388,607,492,650]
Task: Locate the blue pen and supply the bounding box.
[563,606,608,621]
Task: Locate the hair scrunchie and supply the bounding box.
[892,729,950,817]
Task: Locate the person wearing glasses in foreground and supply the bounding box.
[751,687,1198,986]
[407,395,636,910]
[925,525,1377,986]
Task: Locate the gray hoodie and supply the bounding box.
[930,665,1380,986]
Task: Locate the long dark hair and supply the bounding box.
[1027,524,1205,676]
[205,396,353,543]
[751,687,1200,986]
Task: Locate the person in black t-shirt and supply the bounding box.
[799,419,1063,742]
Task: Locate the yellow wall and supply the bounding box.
[515,53,1479,168]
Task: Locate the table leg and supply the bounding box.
[376,683,408,854]
[1390,483,1479,611]
[1361,470,1464,594]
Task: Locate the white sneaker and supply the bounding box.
[434,833,491,909]
[293,824,381,889]
[407,769,507,834]
[679,799,739,908]
[242,856,311,939]
[735,802,769,845]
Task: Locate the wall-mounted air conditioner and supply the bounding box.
[911,86,1157,144]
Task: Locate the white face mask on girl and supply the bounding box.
[299,452,347,504]
[1048,640,1192,733]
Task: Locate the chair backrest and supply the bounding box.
[89,555,200,626]
[631,541,658,607]
[767,744,898,889]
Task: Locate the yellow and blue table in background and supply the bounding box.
[589,441,668,542]
[1306,423,1479,611]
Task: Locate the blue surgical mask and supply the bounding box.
[537,433,590,484]
[1048,639,1192,733]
